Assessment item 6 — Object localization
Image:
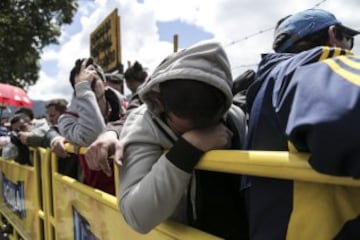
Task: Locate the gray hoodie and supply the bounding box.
[58,81,125,147]
[119,41,246,234]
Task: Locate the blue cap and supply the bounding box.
[274,9,359,53]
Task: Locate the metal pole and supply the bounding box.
[173,34,178,53]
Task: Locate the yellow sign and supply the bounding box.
[90,9,121,72]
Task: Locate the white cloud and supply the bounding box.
[41,49,59,62]
[144,0,201,22]
[28,70,71,101]
[28,0,360,100]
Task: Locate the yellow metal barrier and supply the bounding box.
[69,146,360,186]
[1,145,360,240]
[38,148,56,240]
[0,149,44,239]
[198,150,360,186]
[52,144,218,240]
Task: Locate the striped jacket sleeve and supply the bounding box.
[279,54,360,177]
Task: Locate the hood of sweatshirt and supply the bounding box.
[138,41,233,115]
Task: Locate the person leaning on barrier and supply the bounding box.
[15,107,49,132]
[43,98,80,179]
[85,76,149,176]
[58,58,126,194]
[14,99,79,178]
[44,98,69,158]
[17,100,65,149]
[84,91,142,177]
[5,113,33,165]
[245,9,360,240]
[15,107,50,147]
[118,41,248,239]
[0,108,49,165]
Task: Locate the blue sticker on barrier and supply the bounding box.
[1,172,26,218]
[73,206,100,240]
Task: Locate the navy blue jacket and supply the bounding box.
[247,46,360,240]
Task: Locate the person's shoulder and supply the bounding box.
[227,104,246,128]
[228,104,245,117]
[292,46,346,64]
[268,46,337,78]
[123,105,149,127]
[294,52,358,86]
[32,118,49,130]
[120,105,167,145]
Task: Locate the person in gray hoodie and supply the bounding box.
[59,58,126,147]
[119,41,248,239]
[58,58,126,194]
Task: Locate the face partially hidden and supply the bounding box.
[92,77,108,118]
[338,33,354,50]
[92,77,106,101]
[11,120,31,133]
[46,106,62,125]
[330,26,355,50]
[125,79,142,94]
[165,111,223,135]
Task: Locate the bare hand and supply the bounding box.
[0,136,10,147]
[18,131,31,145]
[50,136,69,158]
[74,58,100,85]
[182,123,233,151]
[85,131,123,177]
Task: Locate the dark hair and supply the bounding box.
[273,27,330,53]
[14,107,34,120]
[232,69,256,95]
[124,61,148,83]
[159,79,226,128]
[10,113,31,126]
[69,58,105,89]
[45,98,68,113]
[9,113,32,165]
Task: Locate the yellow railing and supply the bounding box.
[0,149,43,240]
[0,145,359,239]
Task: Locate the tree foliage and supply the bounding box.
[0,0,79,89]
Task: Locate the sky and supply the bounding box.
[27,0,360,101]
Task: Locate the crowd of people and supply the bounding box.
[1,8,360,239]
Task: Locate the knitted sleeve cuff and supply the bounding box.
[166,137,204,173]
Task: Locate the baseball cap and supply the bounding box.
[105,73,124,84]
[274,9,359,53]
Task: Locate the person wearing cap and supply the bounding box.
[105,73,125,94]
[58,58,126,194]
[246,9,360,240]
[118,41,248,238]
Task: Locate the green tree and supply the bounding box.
[0,0,79,89]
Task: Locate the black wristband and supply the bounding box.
[166,137,204,173]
